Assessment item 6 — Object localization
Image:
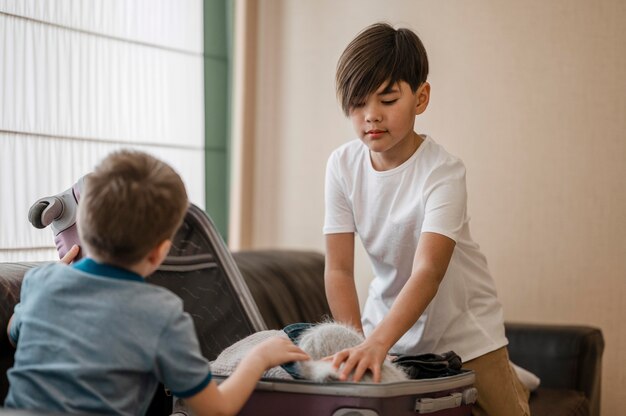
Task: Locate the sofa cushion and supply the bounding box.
[232,250,331,330]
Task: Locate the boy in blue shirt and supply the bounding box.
[324,23,530,415]
[5,150,308,415]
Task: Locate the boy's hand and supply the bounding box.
[188,336,309,416]
[331,338,388,383]
[249,336,310,370]
[60,245,80,265]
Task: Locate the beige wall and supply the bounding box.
[232,1,626,414]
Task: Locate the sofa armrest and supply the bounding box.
[0,262,45,405]
[505,322,604,416]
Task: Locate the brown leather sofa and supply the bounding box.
[1,250,604,416]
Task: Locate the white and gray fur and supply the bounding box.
[296,322,409,383]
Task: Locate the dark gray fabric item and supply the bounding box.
[392,351,463,379]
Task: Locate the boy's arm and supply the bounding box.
[332,232,455,382]
[324,232,363,332]
[183,336,309,416]
[7,250,80,347]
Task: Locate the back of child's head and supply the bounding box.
[78,149,188,267]
[336,22,429,115]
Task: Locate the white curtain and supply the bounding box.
[0,0,205,262]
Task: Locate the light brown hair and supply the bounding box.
[78,150,188,267]
[336,22,429,115]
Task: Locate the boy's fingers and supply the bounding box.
[331,350,348,369]
[352,360,370,383]
[291,352,310,361]
[371,363,381,383]
[282,339,309,361]
[293,348,309,360]
[294,348,311,360]
[60,245,80,264]
[339,366,351,381]
[339,357,357,381]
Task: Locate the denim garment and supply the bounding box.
[280,323,316,379]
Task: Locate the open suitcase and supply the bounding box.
[152,205,477,416]
[29,188,477,416]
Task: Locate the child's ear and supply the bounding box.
[148,239,172,267]
[415,82,430,115]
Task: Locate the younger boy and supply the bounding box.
[5,150,308,416]
[324,23,530,416]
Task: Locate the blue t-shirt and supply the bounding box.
[5,259,212,415]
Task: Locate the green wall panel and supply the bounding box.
[204,0,228,58]
[204,58,228,149]
[204,0,230,239]
[204,149,228,238]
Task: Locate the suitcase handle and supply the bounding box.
[414,387,477,414]
[332,409,379,416]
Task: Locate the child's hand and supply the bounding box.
[250,336,310,369]
[60,245,80,265]
[331,339,388,383]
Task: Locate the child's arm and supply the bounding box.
[332,232,455,383]
[324,232,363,332]
[184,336,309,416]
[5,249,78,348]
[6,247,77,349]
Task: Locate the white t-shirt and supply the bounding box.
[324,135,507,362]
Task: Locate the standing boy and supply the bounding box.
[5,150,308,416]
[324,23,530,416]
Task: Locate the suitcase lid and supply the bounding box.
[147,204,267,360]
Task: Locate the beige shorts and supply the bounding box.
[463,346,531,416]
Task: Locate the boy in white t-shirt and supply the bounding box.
[324,23,530,416]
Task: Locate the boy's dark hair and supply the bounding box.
[336,22,429,115]
[78,149,188,267]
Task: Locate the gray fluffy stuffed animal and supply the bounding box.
[296,322,409,383]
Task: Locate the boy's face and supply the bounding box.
[348,81,429,164]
